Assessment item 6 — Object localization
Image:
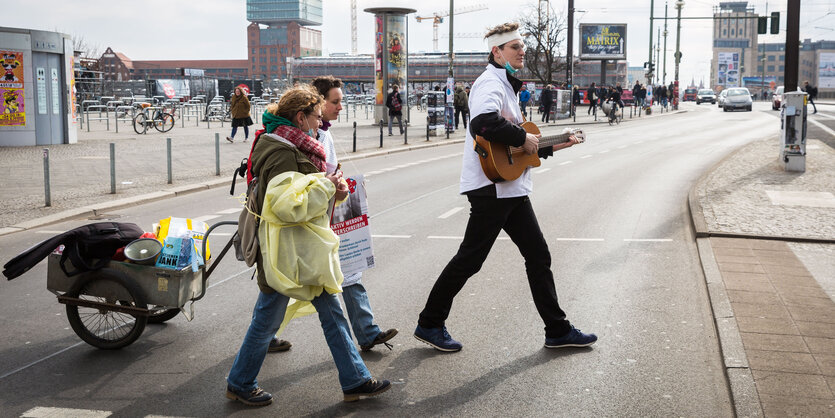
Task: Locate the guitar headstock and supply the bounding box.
[568,129,586,143]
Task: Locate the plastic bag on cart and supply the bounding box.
[156,217,211,262]
[156,236,203,272]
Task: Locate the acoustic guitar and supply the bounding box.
[474,122,586,182]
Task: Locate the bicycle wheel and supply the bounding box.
[133,113,148,134]
[147,306,180,324]
[65,269,148,349]
[154,113,174,132]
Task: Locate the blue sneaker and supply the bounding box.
[544,326,598,348]
[414,325,463,352]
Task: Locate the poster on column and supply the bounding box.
[386,15,406,93]
[375,15,384,105]
[819,52,835,89]
[330,175,375,276]
[0,50,25,126]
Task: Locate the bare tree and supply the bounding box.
[518,3,566,86]
[71,33,102,59]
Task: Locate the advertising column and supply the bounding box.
[365,7,416,124]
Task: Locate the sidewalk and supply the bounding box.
[0,103,671,235]
[690,124,835,416]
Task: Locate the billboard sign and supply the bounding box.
[579,24,627,60]
[819,52,835,89]
[717,52,740,87]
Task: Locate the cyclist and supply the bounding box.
[605,86,621,123]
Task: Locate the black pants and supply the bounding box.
[588,100,597,115]
[542,104,553,123]
[454,106,468,129]
[418,195,571,338]
[809,97,817,113]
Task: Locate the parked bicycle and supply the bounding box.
[133,103,174,134]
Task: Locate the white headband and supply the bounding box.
[486,30,523,50]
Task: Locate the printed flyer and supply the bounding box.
[0,50,25,126]
[330,175,374,276]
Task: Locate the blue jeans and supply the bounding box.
[227,290,371,392]
[342,281,382,347]
[230,125,249,139]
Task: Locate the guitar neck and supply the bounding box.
[537,132,573,148]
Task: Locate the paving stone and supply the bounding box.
[772,275,826,288]
[789,305,835,324]
[723,275,776,293]
[739,332,809,353]
[718,262,766,274]
[751,370,833,399]
[710,237,752,248]
[727,289,781,305]
[750,240,790,251]
[796,321,835,339]
[747,349,821,374]
[805,337,835,354]
[759,394,835,417]
[781,294,835,308]
[713,254,761,265]
[737,316,800,335]
[721,247,757,257]
[731,301,791,319]
[761,263,814,278]
[775,284,833,299]
[815,353,835,376]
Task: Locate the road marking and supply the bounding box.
[558,161,573,166]
[35,230,65,234]
[22,407,112,417]
[809,118,835,138]
[192,215,220,223]
[617,145,627,149]
[599,149,610,154]
[534,167,553,173]
[438,207,464,219]
[581,155,592,159]
[366,170,384,175]
[428,235,464,240]
[636,140,644,144]
[555,238,605,241]
[624,239,673,242]
[372,183,458,218]
[812,112,835,120]
[217,208,241,215]
[371,234,412,238]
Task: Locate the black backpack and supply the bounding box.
[3,222,144,280]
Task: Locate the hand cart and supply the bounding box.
[46,221,238,349]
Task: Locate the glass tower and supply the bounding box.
[247,0,323,26]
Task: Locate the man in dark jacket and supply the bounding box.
[385,84,404,136]
[804,81,818,114]
[453,85,469,129]
[540,84,554,123]
[587,82,598,115]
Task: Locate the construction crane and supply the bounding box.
[440,32,483,39]
[351,0,357,55]
[416,4,487,52]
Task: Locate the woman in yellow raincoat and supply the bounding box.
[225,86,391,406]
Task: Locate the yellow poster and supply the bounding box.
[1,50,25,126]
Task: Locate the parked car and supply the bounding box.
[696,89,716,105]
[684,88,698,101]
[717,89,729,107]
[723,87,753,112]
[772,86,784,110]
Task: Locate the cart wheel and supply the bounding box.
[147,307,180,324]
[65,269,148,349]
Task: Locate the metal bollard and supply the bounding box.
[167,137,172,184]
[346,104,350,123]
[352,121,357,153]
[43,148,51,207]
[379,119,383,148]
[426,116,430,141]
[215,133,220,176]
[110,143,116,194]
[404,120,408,144]
[86,109,90,132]
[106,109,110,131]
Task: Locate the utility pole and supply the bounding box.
[663,1,668,84]
[448,0,454,78]
[656,28,661,85]
[784,0,799,91]
[674,0,683,110]
[647,0,655,84]
[567,0,574,117]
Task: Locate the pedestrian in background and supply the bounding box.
[587,82,598,115]
[540,84,553,123]
[227,87,253,143]
[385,84,404,136]
[454,85,469,130]
[804,80,818,114]
[519,84,531,117]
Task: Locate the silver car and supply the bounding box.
[723,87,753,112]
[696,89,716,104]
[717,89,728,107]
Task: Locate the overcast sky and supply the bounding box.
[8,0,835,86]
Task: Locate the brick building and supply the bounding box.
[99,47,248,81]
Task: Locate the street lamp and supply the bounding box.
[673,0,683,110]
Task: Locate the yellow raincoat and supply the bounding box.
[258,171,344,333]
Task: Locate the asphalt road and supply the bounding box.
[0,102,782,417]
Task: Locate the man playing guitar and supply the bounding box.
[414,22,597,352]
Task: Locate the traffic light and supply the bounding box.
[758,16,768,34]
[770,12,780,34]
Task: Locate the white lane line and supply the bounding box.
[624,238,673,242]
[428,235,464,240]
[35,230,65,234]
[599,149,610,154]
[636,140,644,144]
[372,183,458,219]
[217,208,241,215]
[21,407,112,417]
[371,234,412,238]
[367,170,384,175]
[555,238,605,241]
[813,112,835,120]
[534,167,553,173]
[558,161,573,166]
[809,118,835,138]
[581,155,592,159]
[438,207,464,219]
[0,266,254,381]
[192,215,220,223]
[617,145,627,149]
